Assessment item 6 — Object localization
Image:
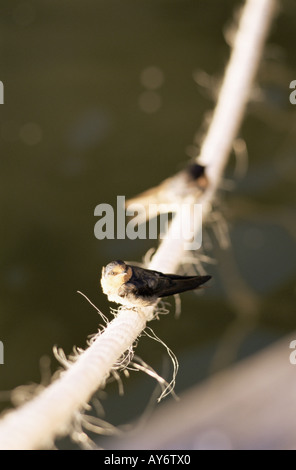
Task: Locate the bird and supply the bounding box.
[101,260,211,307]
[125,162,208,224]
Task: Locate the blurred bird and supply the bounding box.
[101,260,211,307]
[125,162,208,223]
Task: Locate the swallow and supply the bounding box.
[125,163,208,224]
[101,260,211,307]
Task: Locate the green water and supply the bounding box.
[0,0,295,447]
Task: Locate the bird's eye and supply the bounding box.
[111,271,115,275]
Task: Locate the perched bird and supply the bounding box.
[101,260,211,307]
[125,162,208,224]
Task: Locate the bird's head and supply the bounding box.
[101,260,132,294]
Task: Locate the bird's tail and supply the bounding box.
[158,274,211,297]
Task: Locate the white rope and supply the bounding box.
[150,0,277,271]
[0,0,277,450]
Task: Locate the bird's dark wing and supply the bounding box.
[152,273,211,297]
[130,265,211,298]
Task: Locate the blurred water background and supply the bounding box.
[0,0,295,447]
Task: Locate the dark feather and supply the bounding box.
[126,265,211,299]
[186,163,205,181]
[156,274,211,297]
